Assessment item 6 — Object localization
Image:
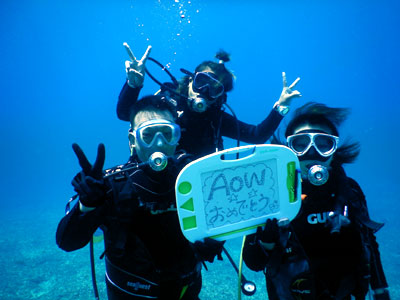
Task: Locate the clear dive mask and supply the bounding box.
[287,132,339,157]
[131,119,181,149]
[192,71,225,100]
[287,132,337,186]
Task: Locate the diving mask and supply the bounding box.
[131,119,181,149]
[192,71,225,100]
[287,133,339,157]
[181,68,225,100]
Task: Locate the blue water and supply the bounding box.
[0,1,399,299]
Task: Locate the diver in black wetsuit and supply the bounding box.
[117,43,302,158]
[243,102,390,300]
[56,95,222,299]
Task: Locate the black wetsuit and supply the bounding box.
[56,156,202,300]
[243,167,388,300]
[117,83,283,158]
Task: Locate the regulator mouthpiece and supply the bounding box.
[308,165,329,186]
[148,152,168,171]
[189,98,207,113]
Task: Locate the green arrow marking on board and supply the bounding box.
[180,198,195,212]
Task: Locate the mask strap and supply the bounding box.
[128,128,136,156]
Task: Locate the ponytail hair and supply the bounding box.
[215,49,231,64]
[194,49,235,92]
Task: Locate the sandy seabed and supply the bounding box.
[0,209,398,300]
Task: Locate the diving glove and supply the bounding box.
[194,238,224,263]
[71,172,106,208]
[326,211,350,234]
[72,143,106,208]
[259,218,280,244]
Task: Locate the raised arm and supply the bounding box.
[56,144,107,251]
[221,72,301,143]
[117,43,151,121]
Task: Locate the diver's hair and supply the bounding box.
[275,102,360,166]
[195,50,234,92]
[284,102,349,137]
[215,50,231,63]
[333,139,361,166]
[129,95,178,126]
[176,76,191,99]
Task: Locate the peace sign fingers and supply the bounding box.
[278,72,302,107]
[123,42,137,62]
[282,72,288,88]
[139,45,152,64]
[123,43,152,88]
[72,143,92,175]
[282,72,301,89]
[92,143,105,180]
[72,143,105,179]
[288,77,301,89]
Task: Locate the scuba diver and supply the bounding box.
[56,95,223,299]
[117,43,302,159]
[242,102,390,300]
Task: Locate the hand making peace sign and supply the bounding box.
[123,42,152,88]
[277,72,301,107]
[71,143,106,209]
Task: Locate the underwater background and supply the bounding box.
[0,0,399,299]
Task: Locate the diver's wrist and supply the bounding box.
[79,201,96,212]
[372,288,390,300]
[259,241,276,251]
[273,101,289,116]
[127,80,143,89]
